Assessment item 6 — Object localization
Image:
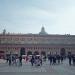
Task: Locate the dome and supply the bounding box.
[39,26,48,35]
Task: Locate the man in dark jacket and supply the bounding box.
[19,55,22,66]
[49,54,53,65]
[30,55,35,66]
[68,54,72,66]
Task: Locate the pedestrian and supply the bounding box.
[13,55,17,66]
[68,54,72,66]
[6,56,9,63]
[19,55,22,66]
[53,55,56,65]
[49,54,53,65]
[56,54,60,64]
[12,55,15,65]
[30,55,35,66]
[39,57,42,66]
[72,55,75,66]
[60,55,64,64]
[8,56,11,66]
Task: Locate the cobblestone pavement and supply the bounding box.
[0,59,75,75]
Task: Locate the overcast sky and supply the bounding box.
[0,0,75,34]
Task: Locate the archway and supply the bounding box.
[60,48,66,56]
[20,47,25,55]
[27,51,32,55]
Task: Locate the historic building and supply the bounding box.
[0,27,75,58]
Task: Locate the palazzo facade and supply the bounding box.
[0,27,75,58]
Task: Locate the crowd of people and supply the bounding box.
[6,53,75,67]
[48,54,64,65]
[30,55,42,66]
[6,55,22,66]
[68,53,75,66]
[48,53,75,66]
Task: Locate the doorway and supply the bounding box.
[60,48,66,56]
[20,47,25,55]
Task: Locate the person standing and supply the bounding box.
[39,56,42,66]
[60,55,64,64]
[49,54,53,65]
[72,55,75,66]
[57,54,60,64]
[8,55,11,66]
[6,56,9,63]
[30,55,35,66]
[68,53,72,66]
[19,55,22,66]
